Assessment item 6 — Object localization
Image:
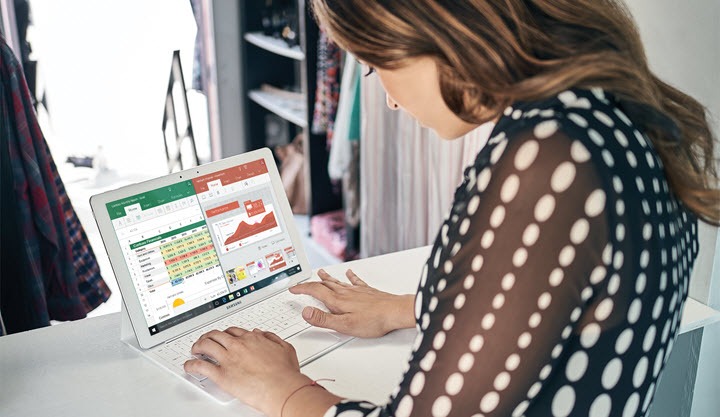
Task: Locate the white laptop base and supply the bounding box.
[121,287,353,404]
[93,149,354,404]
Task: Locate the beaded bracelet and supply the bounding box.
[280,378,335,417]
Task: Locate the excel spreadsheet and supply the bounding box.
[107,159,302,336]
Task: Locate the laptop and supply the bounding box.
[90,148,353,403]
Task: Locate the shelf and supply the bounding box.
[244,32,305,61]
[239,2,342,217]
[249,89,307,128]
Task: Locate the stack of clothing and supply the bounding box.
[310,210,348,260]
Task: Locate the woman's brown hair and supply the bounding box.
[312,0,720,225]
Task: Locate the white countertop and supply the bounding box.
[1,246,718,417]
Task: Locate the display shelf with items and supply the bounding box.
[244,32,305,61]
[248,84,306,128]
[239,0,341,218]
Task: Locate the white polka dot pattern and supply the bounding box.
[409,372,425,396]
[534,120,560,139]
[432,395,452,417]
[506,354,521,371]
[329,88,697,417]
[395,395,413,417]
[551,162,577,193]
[535,195,556,222]
[481,392,500,413]
[523,224,540,246]
[581,323,602,349]
[566,351,589,382]
[589,394,612,417]
[501,175,520,203]
[571,140,591,162]
[602,359,623,392]
[494,372,511,391]
[552,386,576,417]
[458,353,474,372]
[518,332,532,349]
[515,140,540,170]
[445,373,464,396]
[585,190,606,217]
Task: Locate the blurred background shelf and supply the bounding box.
[244,31,305,61]
[248,88,307,128]
[235,0,341,217]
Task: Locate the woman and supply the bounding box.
[185,1,720,416]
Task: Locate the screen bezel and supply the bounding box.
[90,148,312,349]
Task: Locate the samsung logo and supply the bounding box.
[226,300,242,310]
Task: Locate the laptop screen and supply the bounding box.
[105,158,302,336]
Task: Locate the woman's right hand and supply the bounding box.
[289,269,416,338]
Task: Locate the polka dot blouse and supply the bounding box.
[324,88,699,417]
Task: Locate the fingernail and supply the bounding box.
[302,307,313,320]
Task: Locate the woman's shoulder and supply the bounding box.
[456,87,694,240]
[471,88,665,195]
[463,87,697,254]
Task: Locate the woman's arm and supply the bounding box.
[321,125,610,417]
[280,380,344,417]
[290,268,417,337]
[184,327,342,417]
[188,123,609,417]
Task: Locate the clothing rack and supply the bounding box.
[162,50,200,173]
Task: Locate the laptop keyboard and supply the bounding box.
[153,291,326,381]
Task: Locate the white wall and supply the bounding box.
[623,1,720,416]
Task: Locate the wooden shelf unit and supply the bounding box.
[239,0,341,217]
[244,31,305,61]
[248,88,307,128]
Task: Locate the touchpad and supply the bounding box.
[288,329,341,365]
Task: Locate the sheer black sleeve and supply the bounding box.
[325,122,610,417]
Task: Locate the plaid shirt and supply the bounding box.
[0,35,110,334]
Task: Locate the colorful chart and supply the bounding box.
[224,211,278,245]
[160,228,220,281]
[284,246,296,260]
[266,250,287,272]
[212,203,282,253]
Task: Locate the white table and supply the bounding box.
[1,246,719,417]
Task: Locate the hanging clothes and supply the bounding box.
[359,75,494,257]
[326,54,362,258]
[327,54,360,181]
[0,34,111,334]
[347,74,361,142]
[189,0,207,94]
[311,29,341,145]
[342,141,361,259]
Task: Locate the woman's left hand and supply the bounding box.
[184,327,312,416]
